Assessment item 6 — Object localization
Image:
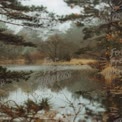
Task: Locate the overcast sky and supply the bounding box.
[5,0,108,40]
[4,0,83,39]
[20,0,83,15]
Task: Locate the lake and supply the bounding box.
[0,65,106,122]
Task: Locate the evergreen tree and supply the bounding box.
[0,0,56,46]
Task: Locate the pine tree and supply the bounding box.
[0,0,57,85]
[0,0,56,46]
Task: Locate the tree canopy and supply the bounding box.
[0,0,122,49]
[0,0,57,46]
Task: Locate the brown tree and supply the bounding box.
[38,35,77,62]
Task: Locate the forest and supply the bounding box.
[0,0,122,122]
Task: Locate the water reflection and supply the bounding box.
[1,65,105,121]
[4,87,105,121]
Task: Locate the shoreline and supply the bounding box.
[0,59,97,66]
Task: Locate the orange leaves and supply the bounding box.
[119,39,122,43]
[113,6,120,11]
[106,31,122,43]
[106,34,115,41]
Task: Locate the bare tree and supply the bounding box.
[38,35,77,62]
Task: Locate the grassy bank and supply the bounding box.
[0,58,97,66]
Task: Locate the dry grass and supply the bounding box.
[101,65,120,84]
[44,59,97,65]
[0,59,26,65]
[0,58,97,66]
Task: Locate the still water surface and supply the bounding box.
[1,65,105,121]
